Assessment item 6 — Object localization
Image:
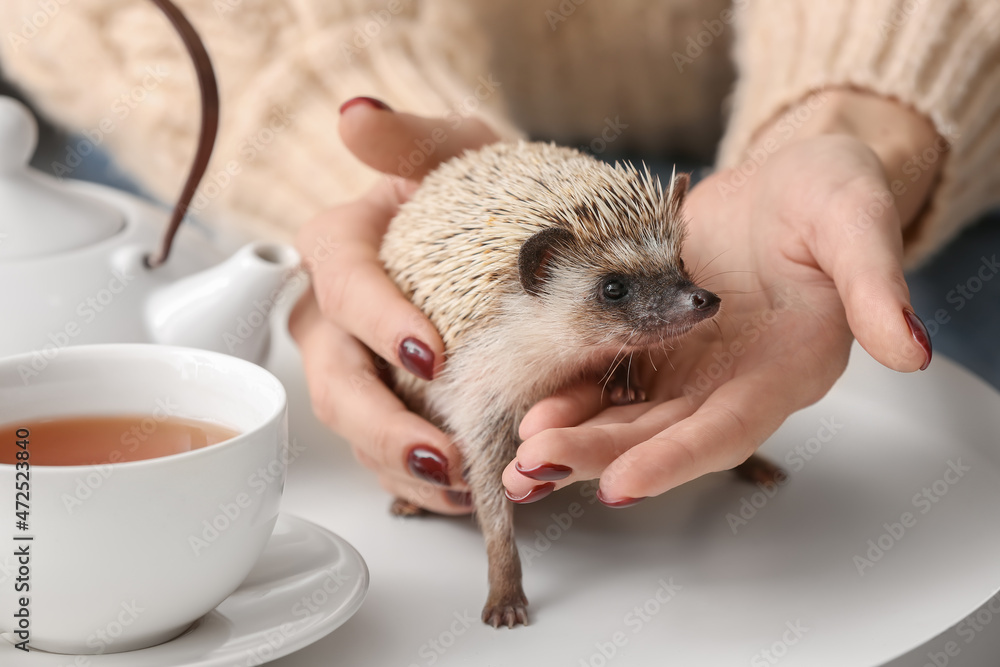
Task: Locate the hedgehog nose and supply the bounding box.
[689,288,720,315]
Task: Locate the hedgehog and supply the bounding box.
[379,140,779,628]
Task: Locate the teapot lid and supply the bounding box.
[0,96,125,260]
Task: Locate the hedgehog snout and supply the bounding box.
[634,283,720,339]
[687,287,721,317]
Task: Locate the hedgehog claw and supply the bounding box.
[608,364,646,405]
[482,598,529,628]
[609,384,646,405]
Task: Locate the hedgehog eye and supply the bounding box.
[601,278,629,301]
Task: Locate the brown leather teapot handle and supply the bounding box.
[144,0,219,269]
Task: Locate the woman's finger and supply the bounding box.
[339,98,499,181]
[595,363,807,504]
[296,185,445,381]
[519,359,665,439]
[518,382,608,441]
[376,474,474,517]
[502,397,698,501]
[288,291,466,490]
[825,198,931,372]
[798,141,931,373]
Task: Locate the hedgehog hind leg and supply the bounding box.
[463,428,529,628]
[477,491,528,628]
[732,453,786,486]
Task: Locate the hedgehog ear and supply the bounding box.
[667,172,690,216]
[519,227,576,296]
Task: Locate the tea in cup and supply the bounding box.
[0,344,288,654]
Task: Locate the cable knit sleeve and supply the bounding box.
[717,0,1000,268]
[0,0,522,242]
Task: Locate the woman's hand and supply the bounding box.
[502,89,942,506]
[290,98,498,514]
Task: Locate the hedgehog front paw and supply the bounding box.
[389,497,428,517]
[609,383,646,405]
[607,364,646,405]
[481,593,529,628]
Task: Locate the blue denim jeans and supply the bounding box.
[906,211,1000,388]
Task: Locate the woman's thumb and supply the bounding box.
[338,96,498,181]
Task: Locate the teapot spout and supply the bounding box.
[146,242,301,363]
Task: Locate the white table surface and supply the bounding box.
[261,295,1000,667]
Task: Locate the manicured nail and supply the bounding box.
[446,490,473,508]
[903,308,932,371]
[399,337,435,380]
[505,482,556,504]
[596,487,646,508]
[406,446,450,486]
[515,461,573,481]
[339,96,392,115]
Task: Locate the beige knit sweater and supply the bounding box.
[1,0,998,266]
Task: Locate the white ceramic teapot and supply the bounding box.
[0,96,300,370]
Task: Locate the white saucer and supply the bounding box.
[2,514,369,666]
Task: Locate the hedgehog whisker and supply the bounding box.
[691,270,761,290]
[690,250,729,284]
[626,350,635,398]
[599,336,633,386]
[698,269,761,280]
[711,318,724,342]
[711,289,763,296]
[696,249,726,271]
[599,332,636,388]
[654,328,676,353]
[648,315,682,352]
[600,331,638,402]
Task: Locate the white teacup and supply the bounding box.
[0,344,288,654]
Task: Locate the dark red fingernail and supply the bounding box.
[505,482,556,504]
[407,446,450,486]
[446,490,473,508]
[596,487,646,508]
[399,337,435,381]
[339,96,392,115]
[515,461,573,481]
[903,308,932,371]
